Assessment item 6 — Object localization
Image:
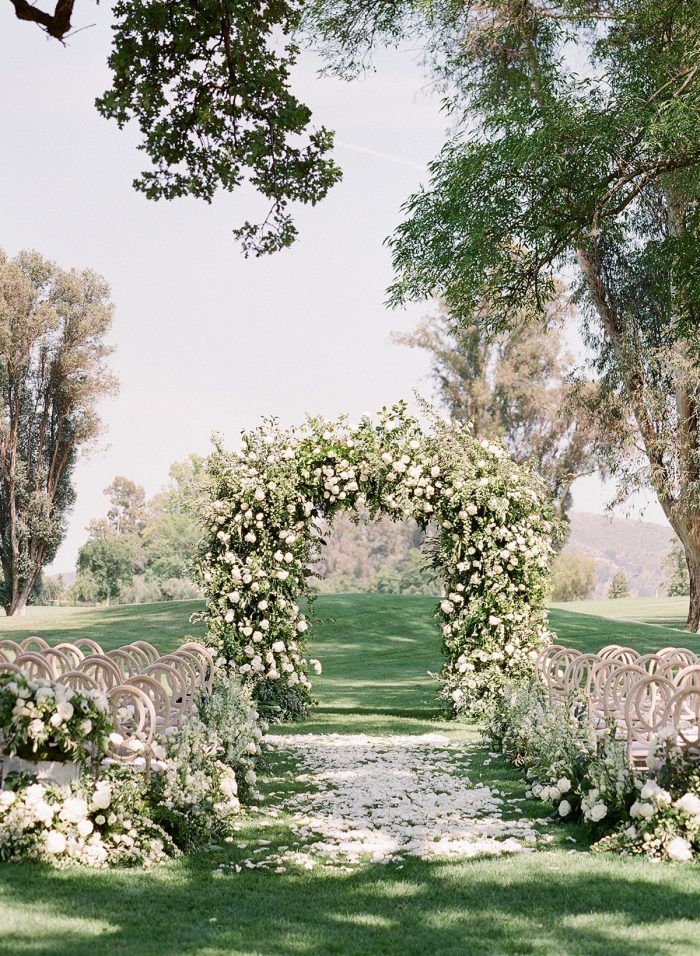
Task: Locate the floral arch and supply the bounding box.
[195,402,554,719]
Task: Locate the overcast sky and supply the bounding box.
[0,7,667,573]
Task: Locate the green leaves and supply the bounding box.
[96,0,342,254]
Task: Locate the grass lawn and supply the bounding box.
[1,595,699,955]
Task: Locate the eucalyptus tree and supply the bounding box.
[0,249,115,615]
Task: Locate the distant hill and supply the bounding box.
[314,509,676,599]
[563,511,674,598]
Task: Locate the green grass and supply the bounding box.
[1,595,700,955]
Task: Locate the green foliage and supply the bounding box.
[374,547,438,596]
[551,552,597,603]
[608,571,630,600]
[395,302,597,530]
[95,0,341,254]
[663,539,690,597]
[0,249,115,615]
[197,402,555,719]
[75,538,134,603]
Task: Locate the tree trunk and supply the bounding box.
[684,544,700,632]
[4,593,28,617]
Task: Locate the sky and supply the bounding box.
[0,6,667,574]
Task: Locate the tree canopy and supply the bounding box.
[0,248,115,614]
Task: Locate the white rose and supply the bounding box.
[674,793,700,820]
[296,620,308,633]
[556,778,572,794]
[44,831,67,855]
[272,641,285,653]
[667,836,693,863]
[558,800,572,818]
[77,819,94,838]
[61,797,88,824]
[0,790,16,809]
[589,802,608,823]
[91,785,112,811]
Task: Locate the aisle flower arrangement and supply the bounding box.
[195,401,554,719]
[0,662,263,867]
[488,681,700,862]
[0,672,112,765]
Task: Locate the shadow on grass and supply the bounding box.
[2,850,699,956]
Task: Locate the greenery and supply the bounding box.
[1,595,700,953]
[71,458,203,606]
[608,571,631,600]
[551,551,597,603]
[0,249,116,616]
[664,539,691,597]
[394,302,596,531]
[197,402,554,719]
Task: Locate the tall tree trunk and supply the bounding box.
[685,544,700,632]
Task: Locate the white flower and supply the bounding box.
[61,797,89,824]
[33,800,55,826]
[272,641,285,653]
[108,732,124,746]
[440,600,454,614]
[558,800,572,818]
[666,836,693,863]
[44,831,67,855]
[556,778,571,794]
[0,790,16,809]
[224,610,235,624]
[589,802,607,822]
[674,792,700,820]
[297,620,308,633]
[91,784,112,811]
[77,818,94,838]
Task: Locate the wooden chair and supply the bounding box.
[13,652,54,681]
[54,643,85,668]
[144,661,189,723]
[664,687,700,753]
[19,636,49,652]
[636,653,666,675]
[41,647,72,677]
[0,640,22,662]
[106,647,144,679]
[56,670,100,692]
[601,664,647,724]
[598,646,640,665]
[107,684,157,767]
[545,648,582,703]
[624,675,677,768]
[0,661,21,676]
[127,674,174,734]
[72,638,104,656]
[131,641,160,665]
[675,664,700,690]
[75,655,122,689]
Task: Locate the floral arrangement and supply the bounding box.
[487,679,700,862]
[195,401,554,718]
[195,659,266,800]
[0,664,264,867]
[0,769,177,867]
[149,716,247,850]
[0,672,113,765]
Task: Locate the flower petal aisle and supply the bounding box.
[253,733,540,870]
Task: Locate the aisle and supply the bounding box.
[227,732,541,873]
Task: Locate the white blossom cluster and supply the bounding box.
[196,401,554,717]
[0,772,177,867]
[489,680,700,863]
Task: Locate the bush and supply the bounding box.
[551,551,597,602]
[487,680,700,862]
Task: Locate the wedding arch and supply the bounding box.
[195,402,554,719]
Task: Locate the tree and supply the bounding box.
[7,1,340,255]
[550,552,596,603]
[0,249,115,615]
[272,1,700,629]
[608,571,630,600]
[662,538,691,597]
[75,537,134,604]
[394,302,596,534]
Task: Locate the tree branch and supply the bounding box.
[8,0,76,41]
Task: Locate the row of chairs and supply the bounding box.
[0,639,215,767]
[535,644,700,768]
